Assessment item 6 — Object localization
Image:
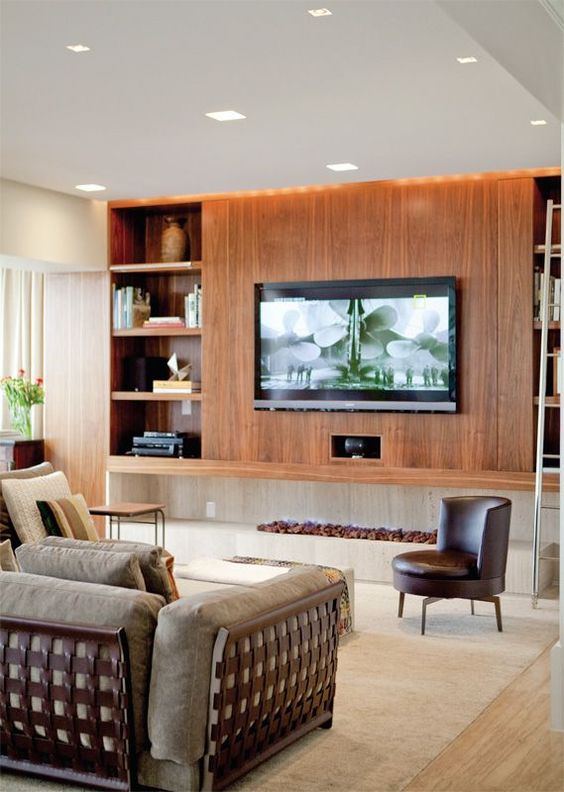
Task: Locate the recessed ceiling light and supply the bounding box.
[66,44,91,53]
[205,110,246,121]
[456,56,478,64]
[75,184,106,192]
[308,8,333,16]
[530,119,548,126]
[326,163,359,172]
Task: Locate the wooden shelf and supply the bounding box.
[109,261,202,274]
[533,396,560,407]
[106,456,560,492]
[534,243,561,255]
[111,391,202,401]
[112,327,202,337]
[533,321,560,330]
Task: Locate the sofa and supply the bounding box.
[0,561,343,791]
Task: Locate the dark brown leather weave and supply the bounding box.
[0,616,134,790]
[206,582,343,791]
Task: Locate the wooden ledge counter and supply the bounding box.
[106,456,558,492]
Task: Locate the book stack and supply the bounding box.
[152,379,201,394]
[534,272,561,322]
[185,283,202,328]
[113,286,150,329]
[142,316,186,329]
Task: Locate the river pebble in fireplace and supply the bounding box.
[257,520,437,543]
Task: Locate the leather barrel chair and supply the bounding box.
[392,496,512,635]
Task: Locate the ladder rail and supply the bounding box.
[532,199,559,606]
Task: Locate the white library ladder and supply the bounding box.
[532,198,561,608]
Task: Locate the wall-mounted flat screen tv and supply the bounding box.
[254,276,457,412]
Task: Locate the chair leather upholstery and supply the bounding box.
[392,549,477,579]
[392,496,512,606]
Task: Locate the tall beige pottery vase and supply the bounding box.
[161,217,189,262]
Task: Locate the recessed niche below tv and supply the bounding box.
[330,434,382,461]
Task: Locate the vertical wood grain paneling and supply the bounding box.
[202,200,231,460]
[206,178,502,471]
[44,272,109,507]
[497,179,534,472]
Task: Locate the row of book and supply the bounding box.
[141,285,202,328]
[113,286,151,329]
[185,283,202,328]
[113,283,202,330]
[533,269,561,322]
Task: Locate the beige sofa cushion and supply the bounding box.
[148,566,330,766]
[16,543,147,591]
[0,571,164,750]
[42,536,174,602]
[0,462,54,544]
[2,470,71,543]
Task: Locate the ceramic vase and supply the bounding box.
[161,217,188,262]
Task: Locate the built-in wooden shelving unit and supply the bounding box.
[109,199,203,456]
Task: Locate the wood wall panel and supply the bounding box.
[497,179,535,472]
[204,177,506,471]
[202,200,231,460]
[44,272,109,508]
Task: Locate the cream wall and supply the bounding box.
[0,179,107,272]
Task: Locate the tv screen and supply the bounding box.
[254,276,457,412]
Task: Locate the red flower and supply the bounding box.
[18,369,25,377]
[36,378,44,385]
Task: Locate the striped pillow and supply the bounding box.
[36,494,99,542]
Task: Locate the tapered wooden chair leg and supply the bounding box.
[398,591,405,618]
[470,599,475,615]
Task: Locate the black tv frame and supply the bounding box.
[254,276,457,413]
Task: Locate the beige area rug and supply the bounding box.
[2,583,559,792]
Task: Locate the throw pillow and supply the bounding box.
[15,543,147,591]
[162,549,180,601]
[0,538,19,571]
[41,536,177,603]
[0,462,54,547]
[2,471,71,544]
[36,494,99,541]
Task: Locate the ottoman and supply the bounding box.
[175,556,355,634]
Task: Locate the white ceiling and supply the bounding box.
[1,0,562,202]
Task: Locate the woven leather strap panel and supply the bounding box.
[207,582,342,790]
[0,616,133,791]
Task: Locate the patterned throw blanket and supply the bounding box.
[228,555,353,637]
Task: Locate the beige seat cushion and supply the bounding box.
[16,543,147,591]
[2,471,71,544]
[0,571,164,750]
[148,566,330,766]
[42,536,175,603]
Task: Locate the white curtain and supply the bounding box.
[0,268,44,438]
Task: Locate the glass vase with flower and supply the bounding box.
[0,370,45,439]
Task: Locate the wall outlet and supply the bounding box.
[181,400,192,416]
[205,501,216,519]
